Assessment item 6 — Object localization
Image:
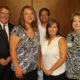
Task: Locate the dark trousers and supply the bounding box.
[12,69,38,80]
[43,72,66,80]
[0,62,12,80]
[66,77,77,80]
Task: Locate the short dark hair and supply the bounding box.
[39,8,50,16]
[46,19,61,39]
[71,11,80,24]
[0,6,10,11]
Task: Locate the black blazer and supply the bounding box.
[0,23,14,59]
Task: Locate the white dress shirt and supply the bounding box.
[0,22,9,41]
[38,24,46,44]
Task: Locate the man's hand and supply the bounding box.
[0,58,8,66]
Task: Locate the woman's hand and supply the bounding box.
[15,66,24,79]
[43,68,52,75]
[78,77,80,80]
[41,66,52,76]
[7,56,11,63]
[45,69,52,75]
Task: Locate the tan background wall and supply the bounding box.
[0,0,80,37]
[0,0,31,25]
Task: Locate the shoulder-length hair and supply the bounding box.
[46,19,61,39]
[19,5,38,31]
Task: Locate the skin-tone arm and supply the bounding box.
[9,34,24,79]
[42,38,67,75]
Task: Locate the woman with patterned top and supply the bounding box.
[9,5,40,80]
[40,19,67,80]
[66,12,80,80]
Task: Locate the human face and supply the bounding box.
[48,23,58,37]
[39,10,49,23]
[23,8,34,24]
[0,8,9,24]
[72,16,80,32]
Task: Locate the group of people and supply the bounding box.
[0,5,80,80]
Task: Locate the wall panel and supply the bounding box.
[33,0,74,37]
[0,0,80,37]
[74,0,80,11]
[0,0,31,25]
[7,0,31,25]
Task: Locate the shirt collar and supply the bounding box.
[0,22,8,29]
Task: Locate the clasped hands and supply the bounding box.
[38,64,52,75]
[0,56,11,66]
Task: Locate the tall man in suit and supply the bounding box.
[0,6,14,80]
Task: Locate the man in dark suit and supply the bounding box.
[0,6,14,80]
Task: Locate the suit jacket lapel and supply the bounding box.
[8,23,11,35]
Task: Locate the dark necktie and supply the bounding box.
[3,25,8,41]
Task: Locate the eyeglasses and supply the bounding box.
[0,12,9,15]
[40,13,48,16]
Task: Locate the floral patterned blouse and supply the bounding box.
[11,25,40,74]
[66,31,80,79]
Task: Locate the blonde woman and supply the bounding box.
[9,5,40,80]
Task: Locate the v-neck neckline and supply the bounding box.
[47,37,58,46]
[23,28,35,39]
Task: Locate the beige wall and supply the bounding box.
[33,0,75,37]
[0,0,31,25]
[0,0,80,37]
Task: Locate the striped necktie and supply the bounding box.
[3,24,8,41]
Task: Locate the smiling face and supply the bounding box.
[0,8,9,24]
[39,10,49,24]
[72,16,80,32]
[23,8,34,24]
[48,23,58,37]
